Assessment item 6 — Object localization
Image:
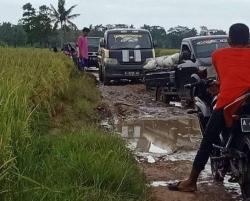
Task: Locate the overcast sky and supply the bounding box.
[1,0,250,32]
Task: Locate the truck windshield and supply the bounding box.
[193,38,229,58]
[88,38,100,47]
[107,33,152,49]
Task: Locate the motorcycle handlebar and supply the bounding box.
[185,79,216,89]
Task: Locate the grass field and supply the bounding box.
[155,48,179,57]
[0,48,148,201]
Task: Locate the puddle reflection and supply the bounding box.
[118,117,202,153]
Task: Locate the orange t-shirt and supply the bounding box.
[212,48,250,109]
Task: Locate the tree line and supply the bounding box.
[0,0,227,49]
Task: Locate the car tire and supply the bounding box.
[99,66,103,82]
[103,70,110,85]
[156,86,171,104]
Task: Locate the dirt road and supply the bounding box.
[97,80,242,201]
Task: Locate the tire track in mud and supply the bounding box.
[98,82,242,201]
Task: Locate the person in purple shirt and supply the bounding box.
[77,27,90,71]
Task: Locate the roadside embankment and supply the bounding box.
[0,48,148,201]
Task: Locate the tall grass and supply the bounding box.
[0,48,148,201]
[155,48,179,57]
[0,48,71,199]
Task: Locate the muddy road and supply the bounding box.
[96,78,242,201]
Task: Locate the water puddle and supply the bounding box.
[98,71,242,200]
[117,117,202,154]
[116,116,242,200]
[137,106,185,119]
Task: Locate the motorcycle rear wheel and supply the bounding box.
[221,156,250,199]
[235,136,250,200]
[241,162,250,199]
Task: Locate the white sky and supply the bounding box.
[0,0,250,32]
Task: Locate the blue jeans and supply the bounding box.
[78,58,88,70]
[193,109,225,171]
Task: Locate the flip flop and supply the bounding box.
[168,181,196,192]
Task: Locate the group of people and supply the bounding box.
[57,27,90,71]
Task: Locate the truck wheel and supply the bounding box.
[103,71,110,85]
[99,66,103,82]
[145,82,152,91]
[156,86,171,104]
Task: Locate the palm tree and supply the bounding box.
[50,0,80,47]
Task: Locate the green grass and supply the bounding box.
[13,130,147,201]
[155,48,179,57]
[0,48,72,199]
[0,48,149,201]
[51,71,101,132]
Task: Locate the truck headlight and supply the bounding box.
[104,58,118,65]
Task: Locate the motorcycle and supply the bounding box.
[185,73,250,200]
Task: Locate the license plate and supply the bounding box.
[241,118,250,132]
[125,72,140,76]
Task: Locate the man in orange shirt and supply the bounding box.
[168,23,250,192]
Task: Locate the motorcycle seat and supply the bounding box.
[224,92,250,127]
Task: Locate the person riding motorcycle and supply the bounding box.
[168,23,250,192]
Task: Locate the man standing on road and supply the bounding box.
[168,23,250,192]
[77,27,90,71]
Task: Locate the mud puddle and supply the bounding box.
[97,82,242,201]
[116,117,241,201]
[117,117,201,154]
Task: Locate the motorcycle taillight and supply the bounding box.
[232,114,240,121]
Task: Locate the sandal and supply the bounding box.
[168,181,197,192]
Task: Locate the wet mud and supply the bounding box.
[97,81,242,201]
[117,118,201,153]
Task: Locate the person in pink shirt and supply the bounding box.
[77,27,90,71]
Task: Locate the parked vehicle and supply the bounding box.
[186,74,250,200]
[144,35,229,105]
[88,37,100,67]
[98,29,155,85]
